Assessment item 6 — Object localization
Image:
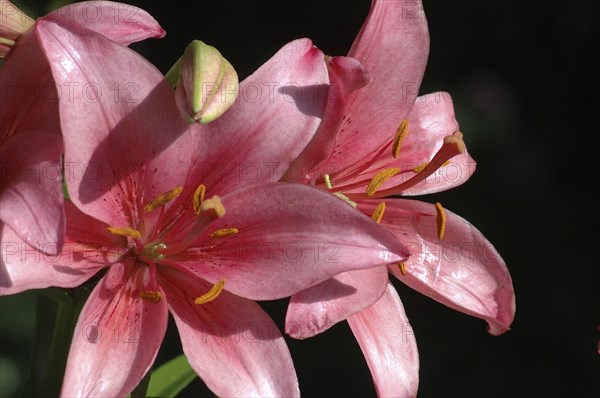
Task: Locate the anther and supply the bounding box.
[434,202,446,240]
[139,290,162,303]
[324,174,333,190]
[195,279,226,304]
[193,184,206,215]
[144,186,183,212]
[398,262,407,275]
[107,226,142,239]
[371,202,386,224]
[392,120,409,158]
[366,168,401,197]
[210,228,239,238]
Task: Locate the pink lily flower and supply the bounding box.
[0,17,409,397]
[284,0,515,395]
[0,1,165,254]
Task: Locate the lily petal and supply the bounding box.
[43,0,165,45]
[286,266,388,339]
[160,267,299,398]
[178,183,409,300]
[61,264,168,397]
[282,55,369,182]
[347,282,419,398]
[0,130,64,255]
[359,199,515,335]
[186,38,330,196]
[36,19,192,228]
[0,201,120,295]
[326,0,430,173]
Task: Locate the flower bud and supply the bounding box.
[174,40,238,124]
[0,0,35,57]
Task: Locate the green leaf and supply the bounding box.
[146,355,196,398]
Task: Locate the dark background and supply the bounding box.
[2,0,599,397]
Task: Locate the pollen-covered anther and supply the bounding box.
[398,262,407,275]
[139,290,162,303]
[371,202,386,224]
[195,279,226,304]
[392,119,409,158]
[434,202,446,240]
[210,228,239,238]
[201,196,225,219]
[193,184,206,215]
[107,226,142,240]
[366,168,401,197]
[144,186,183,212]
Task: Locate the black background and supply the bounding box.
[2,0,599,397]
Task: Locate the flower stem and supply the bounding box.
[23,286,90,396]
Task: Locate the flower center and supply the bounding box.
[105,183,233,305]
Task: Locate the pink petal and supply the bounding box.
[160,267,299,398]
[0,201,121,295]
[43,0,165,45]
[0,130,64,255]
[178,183,409,300]
[185,38,330,196]
[36,19,193,228]
[282,56,369,182]
[347,282,419,398]
[338,92,476,196]
[359,199,515,335]
[61,264,168,397]
[285,266,388,339]
[326,0,430,174]
[1,25,60,141]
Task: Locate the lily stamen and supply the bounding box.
[107,226,142,240]
[434,202,446,240]
[195,279,226,304]
[371,202,386,224]
[391,120,409,158]
[367,131,465,198]
[144,186,183,212]
[324,174,333,190]
[365,167,401,197]
[193,184,206,215]
[210,228,239,238]
[398,262,407,275]
[139,290,162,303]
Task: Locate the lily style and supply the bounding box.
[284,0,515,396]
[0,0,165,255]
[0,14,410,398]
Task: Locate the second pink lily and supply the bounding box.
[284,1,516,396]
